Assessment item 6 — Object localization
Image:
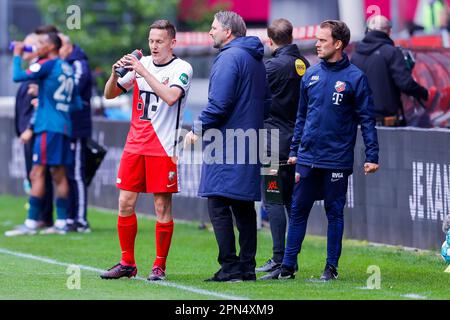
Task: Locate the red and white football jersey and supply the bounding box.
[117,55,193,157]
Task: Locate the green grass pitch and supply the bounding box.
[0,194,448,300]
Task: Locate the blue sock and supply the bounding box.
[28,196,44,221]
[56,198,68,220]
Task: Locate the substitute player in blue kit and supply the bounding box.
[5,32,82,236]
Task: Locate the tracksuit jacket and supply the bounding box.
[65,45,92,139]
[194,36,271,201]
[290,53,379,170]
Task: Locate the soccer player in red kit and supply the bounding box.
[101,20,192,281]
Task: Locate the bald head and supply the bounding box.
[367,15,392,34]
[24,33,38,45]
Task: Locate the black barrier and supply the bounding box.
[0,117,448,250]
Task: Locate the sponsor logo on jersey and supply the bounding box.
[116,178,122,184]
[295,59,306,76]
[179,73,188,85]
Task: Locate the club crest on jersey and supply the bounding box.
[161,77,169,86]
[29,63,41,73]
[168,171,176,182]
[335,81,346,93]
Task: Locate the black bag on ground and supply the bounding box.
[85,138,107,187]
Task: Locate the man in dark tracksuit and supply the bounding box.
[263,20,379,281]
[256,18,310,273]
[60,34,93,232]
[15,33,53,227]
[186,11,271,282]
[351,15,428,126]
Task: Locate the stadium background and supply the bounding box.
[0,0,449,262]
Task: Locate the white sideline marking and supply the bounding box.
[402,293,427,300]
[0,248,248,300]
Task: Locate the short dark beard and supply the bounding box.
[213,40,222,49]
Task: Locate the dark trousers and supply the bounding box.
[207,196,257,276]
[282,165,350,269]
[265,202,290,263]
[67,138,88,224]
[24,136,53,225]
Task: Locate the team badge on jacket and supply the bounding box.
[332,81,346,105]
[335,81,346,93]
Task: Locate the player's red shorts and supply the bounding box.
[116,151,178,193]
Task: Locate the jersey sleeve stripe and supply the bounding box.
[117,82,128,94]
[169,84,185,98]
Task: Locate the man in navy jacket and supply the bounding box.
[59,34,93,233]
[186,11,271,282]
[262,20,379,281]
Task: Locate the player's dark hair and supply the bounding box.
[46,32,62,51]
[35,24,60,35]
[150,20,176,39]
[320,20,351,49]
[267,18,293,46]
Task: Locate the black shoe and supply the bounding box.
[204,269,242,282]
[148,266,166,281]
[76,222,91,233]
[320,264,338,281]
[259,266,295,280]
[255,259,281,273]
[242,273,256,281]
[64,222,78,233]
[100,263,137,279]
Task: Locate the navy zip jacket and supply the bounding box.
[351,30,428,118]
[193,36,271,201]
[290,53,379,170]
[66,45,92,138]
[14,79,36,137]
[265,44,309,161]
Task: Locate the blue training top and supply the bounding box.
[13,56,82,137]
